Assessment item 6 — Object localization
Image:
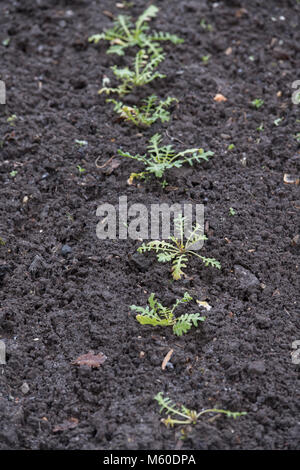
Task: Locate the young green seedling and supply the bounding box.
[154,392,247,427]
[75,139,88,147]
[88,5,183,57]
[137,215,221,280]
[7,114,17,126]
[118,133,213,183]
[77,165,86,175]
[256,122,264,132]
[2,38,10,47]
[200,19,213,32]
[201,55,210,64]
[131,292,205,336]
[251,98,264,109]
[99,49,166,96]
[273,118,282,126]
[107,95,177,128]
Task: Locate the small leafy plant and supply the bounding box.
[256,122,264,132]
[88,5,183,57]
[200,19,213,32]
[107,95,177,128]
[2,38,10,47]
[131,292,205,336]
[251,98,264,109]
[118,133,213,183]
[273,118,282,126]
[77,165,86,175]
[155,392,247,427]
[7,114,17,126]
[137,215,221,280]
[75,139,88,147]
[99,49,166,96]
[201,54,210,64]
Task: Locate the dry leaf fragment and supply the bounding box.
[103,159,121,175]
[162,349,174,370]
[283,174,299,185]
[95,155,121,174]
[235,8,248,18]
[214,93,227,103]
[273,47,290,61]
[72,351,107,368]
[53,417,79,433]
[103,10,114,19]
[196,300,212,311]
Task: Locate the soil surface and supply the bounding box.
[0,0,299,450]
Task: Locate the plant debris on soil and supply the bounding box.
[0,0,299,450]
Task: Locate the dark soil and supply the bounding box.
[0,0,299,450]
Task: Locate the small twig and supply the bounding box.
[95,155,115,169]
[207,413,221,423]
[162,349,174,370]
[165,129,185,145]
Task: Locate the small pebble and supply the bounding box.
[234,265,260,289]
[165,362,174,370]
[61,244,72,256]
[247,361,266,375]
[29,255,46,274]
[21,382,30,395]
[131,253,152,272]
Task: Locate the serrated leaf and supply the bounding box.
[136,314,171,327]
[173,313,205,336]
[148,292,156,309]
[130,305,149,315]
[136,5,159,32]
[200,257,221,269]
[157,252,173,262]
[88,34,105,43]
[171,254,187,280]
